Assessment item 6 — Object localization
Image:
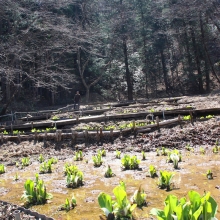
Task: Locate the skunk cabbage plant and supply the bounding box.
[121,155,140,170]
[130,186,146,207]
[158,170,175,191]
[149,165,157,178]
[150,190,218,220]
[98,182,137,219]
[21,176,53,205]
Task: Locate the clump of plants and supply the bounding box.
[183,115,191,120]
[156,148,160,156]
[64,164,78,176]
[98,149,106,157]
[74,150,83,161]
[2,130,8,135]
[92,153,103,167]
[115,150,121,159]
[130,186,147,207]
[148,165,157,178]
[121,155,140,170]
[21,157,30,167]
[200,147,206,155]
[158,170,175,191]
[0,164,5,174]
[206,170,213,180]
[185,143,193,152]
[59,196,77,212]
[21,174,53,206]
[31,128,41,133]
[150,190,218,220]
[64,164,84,188]
[38,154,45,163]
[141,151,146,160]
[51,115,60,121]
[206,114,214,119]
[14,172,19,181]
[104,165,114,178]
[98,181,137,219]
[103,125,116,130]
[212,140,219,154]
[39,161,53,174]
[66,171,83,188]
[13,130,24,135]
[167,150,181,169]
[48,157,58,164]
[158,147,170,156]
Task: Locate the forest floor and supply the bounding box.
[0,93,220,220]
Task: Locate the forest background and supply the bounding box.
[0,0,220,114]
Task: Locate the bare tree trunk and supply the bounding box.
[160,48,169,94]
[191,29,203,93]
[122,39,133,100]
[200,15,220,85]
[77,47,110,103]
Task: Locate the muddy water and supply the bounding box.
[1,150,220,220]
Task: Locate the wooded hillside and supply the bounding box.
[1,0,220,113]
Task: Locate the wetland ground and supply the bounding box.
[0,93,220,220]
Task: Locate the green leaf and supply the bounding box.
[208,196,218,217]
[188,190,201,214]
[98,192,113,216]
[150,208,166,219]
[113,185,127,208]
[164,195,178,220]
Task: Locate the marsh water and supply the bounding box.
[1,150,220,220]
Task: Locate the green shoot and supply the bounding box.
[98,182,137,219]
[150,190,218,220]
[104,165,114,178]
[149,165,157,178]
[158,170,175,191]
[121,155,140,170]
[115,150,121,159]
[66,171,84,188]
[21,176,53,205]
[21,157,30,167]
[14,172,19,181]
[130,186,146,207]
[200,147,205,155]
[206,170,213,180]
[39,161,52,174]
[0,164,5,174]
[92,153,103,167]
[74,150,83,161]
[60,196,77,211]
[38,154,45,163]
[141,151,146,160]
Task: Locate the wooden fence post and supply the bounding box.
[156,116,160,129]
[1,133,3,143]
[178,114,182,127]
[44,131,47,141]
[96,128,100,142]
[17,133,21,143]
[56,130,59,141]
[132,120,135,131]
[35,131,38,141]
[58,130,62,141]
[110,128,113,141]
[84,130,88,143]
[190,111,193,124]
